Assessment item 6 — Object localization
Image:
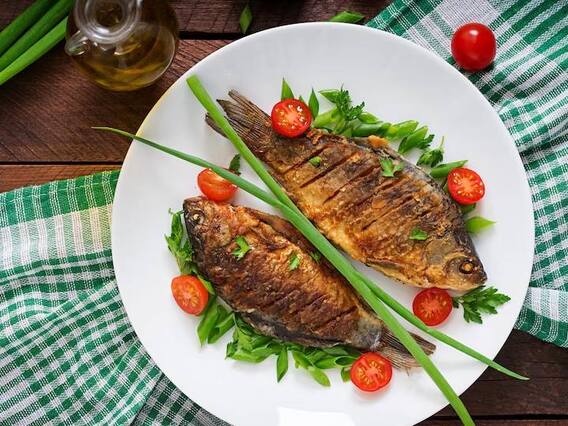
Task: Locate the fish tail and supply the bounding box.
[205,90,273,149]
[378,328,436,370]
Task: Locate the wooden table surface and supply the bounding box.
[1,1,567,425]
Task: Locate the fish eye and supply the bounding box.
[190,211,204,224]
[459,259,475,274]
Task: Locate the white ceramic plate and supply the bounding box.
[112,23,534,426]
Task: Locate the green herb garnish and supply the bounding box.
[418,137,445,167]
[289,252,301,270]
[380,158,404,177]
[165,209,193,274]
[308,88,319,118]
[281,78,294,100]
[430,160,468,179]
[460,203,476,216]
[398,126,431,154]
[276,347,289,382]
[329,11,365,24]
[239,3,253,34]
[309,251,322,263]
[229,154,241,175]
[0,0,53,56]
[452,286,511,324]
[232,236,250,260]
[409,228,428,241]
[308,156,322,167]
[465,216,496,234]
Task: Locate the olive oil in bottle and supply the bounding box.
[65,0,178,91]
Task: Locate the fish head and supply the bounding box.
[424,231,487,290]
[183,197,236,251]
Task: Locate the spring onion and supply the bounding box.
[0,18,67,86]
[431,160,468,179]
[239,3,253,34]
[0,0,73,72]
[329,11,365,24]
[0,0,54,56]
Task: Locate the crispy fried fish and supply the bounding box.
[184,197,434,369]
[205,91,487,291]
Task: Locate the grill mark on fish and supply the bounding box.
[277,143,328,175]
[207,92,487,290]
[285,147,355,189]
[321,164,380,206]
[298,153,359,190]
[311,306,358,334]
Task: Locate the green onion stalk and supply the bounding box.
[0,18,67,86]
[94,126,473,426]
[0,0,73,72]
[0,0,54,56]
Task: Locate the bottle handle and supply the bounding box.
[65,30,90,56]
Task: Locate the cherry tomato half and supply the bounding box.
[413,288,453,327]
[197,168,237,202]
[447,167,485,205]
[451,23,496,71]
[350,353,393,392]
[271,99,312,138]
[171,275,209,315]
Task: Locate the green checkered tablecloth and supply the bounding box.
[1,0,566,424]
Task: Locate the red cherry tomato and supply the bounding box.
[197,168,237,202]
[413,288,453,327]
[447,167,485,205]
[271,99,312,138]
[451,23,496,71]
[350,353,393,392]
[171,275,209,315]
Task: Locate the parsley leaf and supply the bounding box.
[380,158,404,177]
[334,87,364,121]
[309,251,322,263]
[289,252,301,270]
[452,286,511,324]
[308,156,322,167]
[229,154,241,175]
[417,137,445,167]
[232,236,250,260]
[409,228,428,241]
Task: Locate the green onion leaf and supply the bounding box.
[276,347,289,382]
[232,236,250,260]
[208,311,235,344]
[308,156,322,167]
[329,11,365,24]
[417,137,445,168]
[319,89,340,103]
[239,3,253,34]
[229,154,241,175]
[288,252,301,270]
[281,78,294,100]
[398,126,428,154]
[430,160,468,179]
[465,216,496,234]
[308,89,319,118]
[307,366,331,387]
[409,228,428,241]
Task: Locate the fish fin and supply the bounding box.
[205,91,273,150]
[378,327,436,370]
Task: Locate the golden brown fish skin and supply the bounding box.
[183,197,435,369]
[206,91,486,291]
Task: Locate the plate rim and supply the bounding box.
[111,22,535,425]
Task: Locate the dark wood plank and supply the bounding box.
[0,1,390,33]
[0,165,120,192]
[425,420,568,425]
[0,40,228,162]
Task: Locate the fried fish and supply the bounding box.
[205,91,487,291]
[184,197,434,369]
